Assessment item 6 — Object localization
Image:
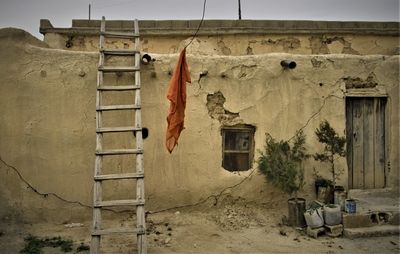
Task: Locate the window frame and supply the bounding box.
[221,125,255,171]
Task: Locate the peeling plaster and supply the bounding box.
[310,36,360,55]
[217,40,232,55]
[231,64,257,80]
[261,37,301,51]
[342,72,379,89]
[206,91,241,125]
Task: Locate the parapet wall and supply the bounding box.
[40,19,400,55]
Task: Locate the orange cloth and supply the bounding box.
[166,48,191,153]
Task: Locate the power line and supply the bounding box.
[185,0,207,48]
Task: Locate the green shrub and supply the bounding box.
[258,130,309,198]
[20,235,73,254]
[314,120,346,187]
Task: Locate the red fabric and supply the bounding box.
[166,48,191,153]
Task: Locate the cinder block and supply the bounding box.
[325,224,343,237]
[307,226,325,239]
[344,225,400,239]
[390,212,400,225]
[342,213,373,228]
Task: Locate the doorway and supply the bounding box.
[346,97,386,189]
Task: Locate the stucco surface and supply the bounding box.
[0,28,398,223]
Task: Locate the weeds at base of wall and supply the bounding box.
[19,235,89,254]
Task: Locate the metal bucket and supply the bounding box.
[334,186,347,211]
[288,198,306,228]
[345,199,356,213]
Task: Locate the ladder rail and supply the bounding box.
[91,16,106,254]
[134,18,147,254]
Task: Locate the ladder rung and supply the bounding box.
[98,85,140,91]
[98,66,140,72]
[100,49,139,55]
[94,199,145,207]
[100,31,139,39]
[96,149,143,155]
[96,126,141,133]
[92,227,145,236]
[94,173,144,181]
[96,104,140,111]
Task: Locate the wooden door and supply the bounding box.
[346,97,386,189]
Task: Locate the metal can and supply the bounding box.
[345,199,356,213]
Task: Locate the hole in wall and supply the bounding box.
[378,212,391,223]
[370,213,379,224]
[65,36,73,48]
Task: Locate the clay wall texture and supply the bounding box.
[0,19,399,222]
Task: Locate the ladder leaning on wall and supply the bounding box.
[90,17,147,254]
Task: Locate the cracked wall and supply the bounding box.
[1,27,399,223]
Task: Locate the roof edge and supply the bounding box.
[40,19,400,36]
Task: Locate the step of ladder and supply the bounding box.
[98,85,140,91]
[100,49,139,55]
[96,126,141,133]
[100,31,139,39]
[96,149,143,155]
[98,66,140,72]
[94,172,144,181]
[96,104,140,111]
[94,199,144,208]
[92,227,145,236]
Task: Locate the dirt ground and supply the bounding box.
[1,198,399,254]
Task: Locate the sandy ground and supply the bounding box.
[1,198,399,254]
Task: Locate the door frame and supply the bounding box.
[345,91,389,189]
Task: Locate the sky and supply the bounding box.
[0,0,399,39]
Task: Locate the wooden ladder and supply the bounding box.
[91,17,146,254]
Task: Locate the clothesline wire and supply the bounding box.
[184,0,207,48]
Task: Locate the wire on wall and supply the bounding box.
[184,0,207,48]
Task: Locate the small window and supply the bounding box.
[221,125,255,171]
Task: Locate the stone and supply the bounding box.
[306,226,325,239]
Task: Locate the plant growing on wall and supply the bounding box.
[314,120,346,187]
[257,130,309,199]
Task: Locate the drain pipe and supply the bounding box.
[280,60,297,69]
[141,54,153,65]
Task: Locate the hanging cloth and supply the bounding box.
[165,48,191,153]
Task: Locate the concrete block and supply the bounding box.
[391,212,400,225]
[343,213,373,228]
[344,225,400,239]
[307,226,325,239]
[344,211,400,228]
[325,224,343,237]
